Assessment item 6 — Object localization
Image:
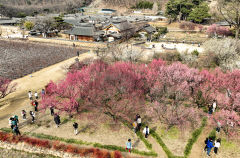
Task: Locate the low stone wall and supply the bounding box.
[0,141,82,158]
[28,37,107,49]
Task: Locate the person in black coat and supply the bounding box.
[73,122,78,135]
[50,107,54,116]
[30,111,35,123]
[54,114,61,127]
[34,100,39,112]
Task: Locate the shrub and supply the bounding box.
[24,21,34,30]
[65,144,79,154]
[179,22,196,30]
[157,27,168,35]
[191,50,199,57]
[156,51,182,62]
[113,151,123,158]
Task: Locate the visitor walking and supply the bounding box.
[206,138,214,156]
[208,104,213,114]
[54,114,61,127]
[9,117,14,129]
[214,138,221,154]
[34,91,38,100]
[34,100,39,112]
[143,126,150,138]
[21,110,26,120]
[28,91,33,100]
[11,118,17,129]
[14,115,19,124]
[30,111,35,123]
[77,51,80,57]
[50,107,54,116]
[73,122,78,135]
[126,139,132,153]
[212,100,217,112]
[41,89,45,96]
[13,125,21,136]
[204,137,209,151]
[133,121,137,133]
[136,114,142,131]
[216,121,221,133]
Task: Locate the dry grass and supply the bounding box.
[164,32,208,42]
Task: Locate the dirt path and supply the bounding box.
[0,52,95,118]
[148,136,167,158]
[189,122,212,158]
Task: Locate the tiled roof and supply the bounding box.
[64,26,104,36]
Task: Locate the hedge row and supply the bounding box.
[183,117,207,157]
[29,133,91,145]
[0,131,121,158]
[136,131,152,150]
[151,117,207,158]
[94,143,157,157]
[151,130,178,158]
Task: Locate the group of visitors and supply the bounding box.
[49,106,79,135]
[204,137,221,156]
[208,100,217,114]
[9,115,20,135]
[127,114,150,153]
[21,110,36,123]
[28,91,38,100]
[7,90,43,135]
[204,100,223,156]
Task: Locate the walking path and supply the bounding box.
[189,123,212,158]
[148,136,168,158]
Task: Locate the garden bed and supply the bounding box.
[0,131,123,158]
[0,39,85,79]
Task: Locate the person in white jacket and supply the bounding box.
[214,138,221,154]
[212,100,217,112]
[143,126,150,138]
[28,91,32,100]
[136,114,142,131]
[34,91,38,99]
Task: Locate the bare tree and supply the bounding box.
[203,38,240,70]
[217,0,240,39]
[0,77,16,99]
[105,43,144,62]
[33,18,56,37]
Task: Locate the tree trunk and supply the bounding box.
[235,26,239,39]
